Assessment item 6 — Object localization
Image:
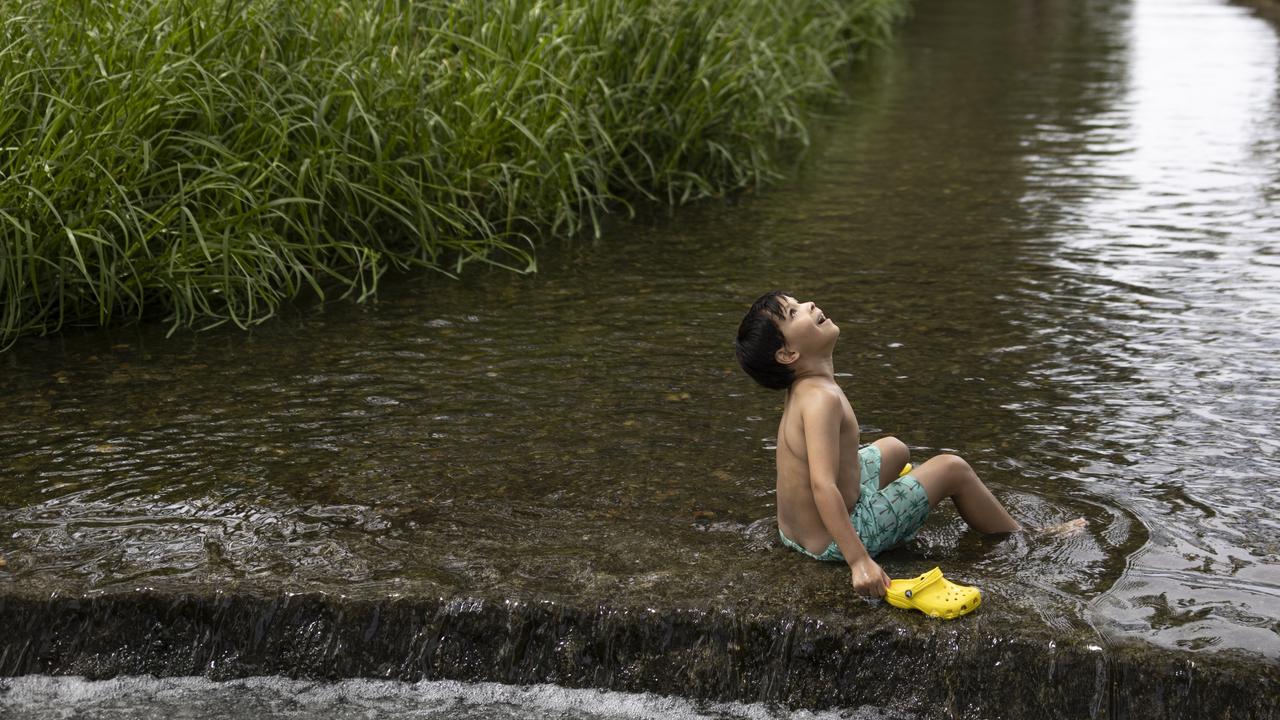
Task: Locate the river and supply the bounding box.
[2,0,1278,715]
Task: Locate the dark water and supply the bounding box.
[1,0,1279,697]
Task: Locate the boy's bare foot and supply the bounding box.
[1033,517,1088,537]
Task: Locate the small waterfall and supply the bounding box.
[2,590,1275,718]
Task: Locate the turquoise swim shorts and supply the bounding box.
[778,444,931,561]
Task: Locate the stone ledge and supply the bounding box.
[2,589,1276,719]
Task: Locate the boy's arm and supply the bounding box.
[802,393,892,598]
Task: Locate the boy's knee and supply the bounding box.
[935,453,974,477]
[882,436,909,459]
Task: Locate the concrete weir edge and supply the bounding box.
[0,590,1276,719]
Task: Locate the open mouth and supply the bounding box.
[817,312,828,325]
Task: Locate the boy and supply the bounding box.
[734,290,1084,598]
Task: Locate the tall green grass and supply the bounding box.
[0,0,909,346]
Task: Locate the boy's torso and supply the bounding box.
[775,379,862,553]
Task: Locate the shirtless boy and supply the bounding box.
[734,290,1084,598]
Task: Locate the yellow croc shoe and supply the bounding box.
[897,462,913,478]
[887,567,981,619]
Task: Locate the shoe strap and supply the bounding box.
[902,566,944,599]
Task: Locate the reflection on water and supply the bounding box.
[1032,0,1280,655]
[1,0,1279,663]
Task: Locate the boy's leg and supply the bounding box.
[872,436,910,489]
[910,454,1022,534]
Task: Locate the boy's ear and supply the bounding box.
[775,345,799,366]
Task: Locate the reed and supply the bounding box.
[0,0,909,346]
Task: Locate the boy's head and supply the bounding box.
[735,290,838,390]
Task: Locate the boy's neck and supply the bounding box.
[792,353,836,384]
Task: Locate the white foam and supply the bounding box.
[0,675,908,720]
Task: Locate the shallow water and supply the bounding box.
[1,0,1279,673]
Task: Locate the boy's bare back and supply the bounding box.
[775,377,864,555]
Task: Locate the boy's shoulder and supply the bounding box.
[786,378,847,416]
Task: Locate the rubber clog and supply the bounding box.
[886,567,981,619]
[897,462,913,478]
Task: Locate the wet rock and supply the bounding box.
[0,588,1275,719]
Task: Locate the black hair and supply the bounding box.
[734,290,794,390]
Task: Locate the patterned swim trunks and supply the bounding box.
[778,444,931,561]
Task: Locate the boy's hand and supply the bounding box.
[849,556,891,598]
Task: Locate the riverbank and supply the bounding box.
[0,0,908,348]
[2,584,1276,719]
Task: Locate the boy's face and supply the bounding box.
[774,294,838,364]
